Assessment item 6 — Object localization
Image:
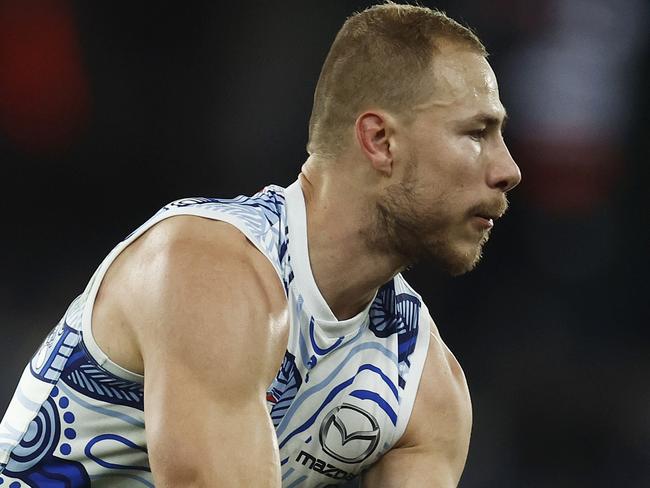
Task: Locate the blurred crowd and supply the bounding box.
[1,1,648,486]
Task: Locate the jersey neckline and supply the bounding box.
[284,180,377,337]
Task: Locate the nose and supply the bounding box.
[487,139,521,192]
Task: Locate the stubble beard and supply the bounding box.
[365,166,488,276]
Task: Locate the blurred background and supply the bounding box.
[0,0,648,486]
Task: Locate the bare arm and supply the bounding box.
[122,217,288,487]
[361,320,472,488]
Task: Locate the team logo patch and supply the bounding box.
[318,403,380,464]
[30,321,80,384]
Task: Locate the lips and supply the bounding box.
[475,206,505,220]
[472,215,494,229]
[472,208,504,229]
[475,214,494,222]
[470,199,508,230]
[472,205,506,222]
[475,212,499,223]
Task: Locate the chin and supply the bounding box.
[424,239,485,277]
[444,253,482,276]
[449,252,482,276]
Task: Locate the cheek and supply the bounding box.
[409,135,483,204]
[450,139,482,178]
[421,136,482,182]
[449,156,485,198]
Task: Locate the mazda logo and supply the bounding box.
[319,403,380,464]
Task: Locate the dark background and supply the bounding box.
[1,1,648,486]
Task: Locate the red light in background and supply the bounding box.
[0,0,91,154]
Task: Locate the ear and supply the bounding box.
[355,111,394,176]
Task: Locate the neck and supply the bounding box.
[298,157,406,320]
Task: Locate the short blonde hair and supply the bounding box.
[307,2,487,158]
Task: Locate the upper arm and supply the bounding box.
[361,318,472,488]
[124,217,287,487]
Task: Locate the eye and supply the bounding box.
[468,128,487,141]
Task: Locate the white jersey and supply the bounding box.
[0,181,430,487]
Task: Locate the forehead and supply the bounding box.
[416,47,505,121]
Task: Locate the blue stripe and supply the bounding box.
[398,336,417,355]
[35,327,76,377]
[298,327,310,368]
[278,361,400,448]
[309,318,343,355]
[357,364,398,399]
[279,241,288,261]
[58,383,145,428]
[285,475,308,488]
[78,371,94,393]
[85,434,150,471]
[282,467,295,480]
[279,376,355,449]
[280,457,289,466]
[90,473,153,487]
[275,341,397,438]
[350,390,398,426]
[272,405,289,414]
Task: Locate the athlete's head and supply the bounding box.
[307,2,521,275]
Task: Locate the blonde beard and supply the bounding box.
[364,163,488,276]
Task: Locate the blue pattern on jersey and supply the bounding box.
[268,352,303,428]
[84,434,150,471]
[29,321,80,385]
[349,390,397,426]
[4,398,60,474]
[2,397,91,487]
[17,457,90,488]
[277,346,398,450]
[58,383,144,428]
[278,373,358,450]
[62,347,144,410]
[1,183,429,488]
[165,193,281,235]
[309,318,344,356]
[276,341,397,439]
[355,364,398,400]
[160,187,292,292]
[369,281,421,368]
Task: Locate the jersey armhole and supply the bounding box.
[392,300,432,445]
[80,207,287,384]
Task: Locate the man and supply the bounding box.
[0,2,520,487]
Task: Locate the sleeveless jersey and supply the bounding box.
[0,181,430,487]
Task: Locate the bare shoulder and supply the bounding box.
[104,216,289,485]
[92,215,288,385]
[361,317,472,487]
[397,317,472,451]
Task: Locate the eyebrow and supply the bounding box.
[469,111,508,132]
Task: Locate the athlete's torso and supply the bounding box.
[0,181,430,487]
